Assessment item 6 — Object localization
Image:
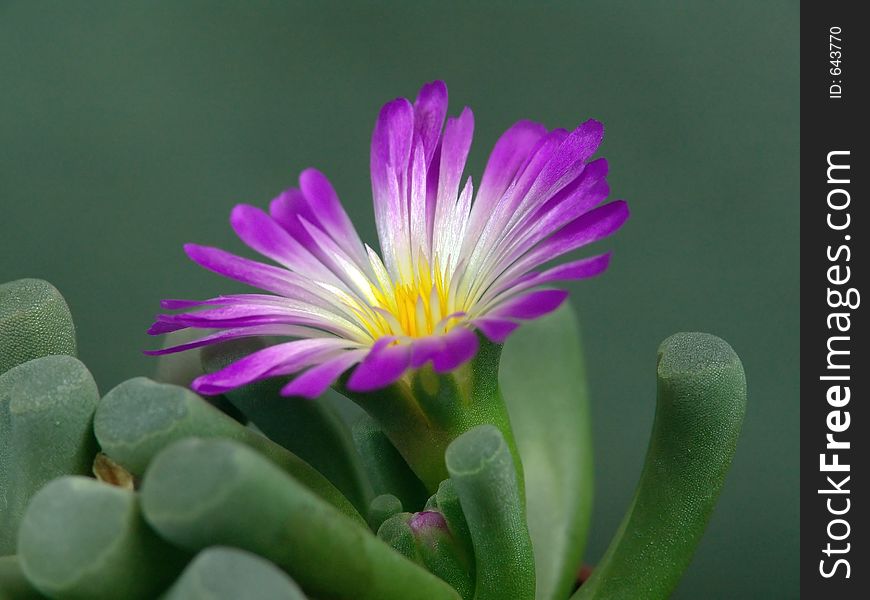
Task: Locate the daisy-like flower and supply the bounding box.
[148,81,628,401]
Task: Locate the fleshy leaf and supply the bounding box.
[141,438,461,600]
[368,494,404,532]
[94,377,363,525]
[17,477,187,599]
[499,302,594,600]
[0,279,76,376]
[163,547,308,600]
[352,414,428,513]
[201,338,370,513]
[0,555,46,599]
[572,332,746,599]
[0,355,99,555]
[445,425,535,600]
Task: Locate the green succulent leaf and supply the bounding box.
[434,479,474,568]
[445,425,535,600]
[201,338,370,514]
[368,494,404,532]
[141,438,461,600]
[163,547,308,600]
[0,355,99,555]
[17,476,187,600]
[0,278,76,376]
[377,509,474,599]
[0,556,46,599]
[94,377,364,525]
[352,414,428,512]
[499,302,594,600]
[573,332,746,600]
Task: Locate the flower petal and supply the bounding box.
[521,120,604,212]
[144,324,314,355]
[409,335,445,369]
[413,80,448,167]
[489,288,569,321]
[474,120,549,216]
[481,253,612,308]
[281,349,367,398]
[298,168,368,266]
[494,200,629,289]
[371,97,415,279]
[433,107,475,260]
[346,338,411,392]
[472,317,520,344]
[192,338,355,395]
[230,204,339,285]
[431,327,479,372]
[152,300,371,342]
[184,244,308,298]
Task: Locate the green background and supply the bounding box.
[0,2,798,598]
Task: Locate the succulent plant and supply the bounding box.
[0,277,745,599]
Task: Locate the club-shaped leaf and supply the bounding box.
[94,377,363,524]
[368,494,404,531]
[141,438,461,600]
[0,355,99,555]
[445,425,535,600]
[573,332,746,599]
[0,279,76,376]
[201,339,370,513]
[499,302,594,600]
[0,556,46,599]
[353,414,428,512]
[17,477,187,599]
[163,547,308,600]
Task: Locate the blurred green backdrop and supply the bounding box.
[0,1,798,598]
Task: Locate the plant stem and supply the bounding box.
[340,338,524,497]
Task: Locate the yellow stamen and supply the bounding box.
[367,257,461,339]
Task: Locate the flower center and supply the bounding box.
[367,260,460,339]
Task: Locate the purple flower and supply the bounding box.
[148,81,628,398]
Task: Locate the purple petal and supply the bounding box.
[269,188,320,251]
[298,168,368,265]
[184,244,305,297]
[413,80,448,167]
[462,122,553,271]
[371,97,415,277]
[371,98,415,199]
[230,204,334,282]
[476,120,549,209]
[281,349,366,398]
[432,107,474,242]
[472,317,520,343]
[490,288,569,321]
[530,157,610,229]
[192,338,353,395]
[533,253,611,283]
[409,335,445,369]
[482,253,612,306]
[153,301,368,341]
[498,200,629,284]
[346,338,411,392]
[144,324,312,356]
[524,120,603,204]
[160,294,290,311]
[499,159,611,263]
[147,320,186,335]
[505,128,570,211]
[409,140,431,258]
[438,108,475,201]
[270,194,373,298]
[431,327,479,372]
